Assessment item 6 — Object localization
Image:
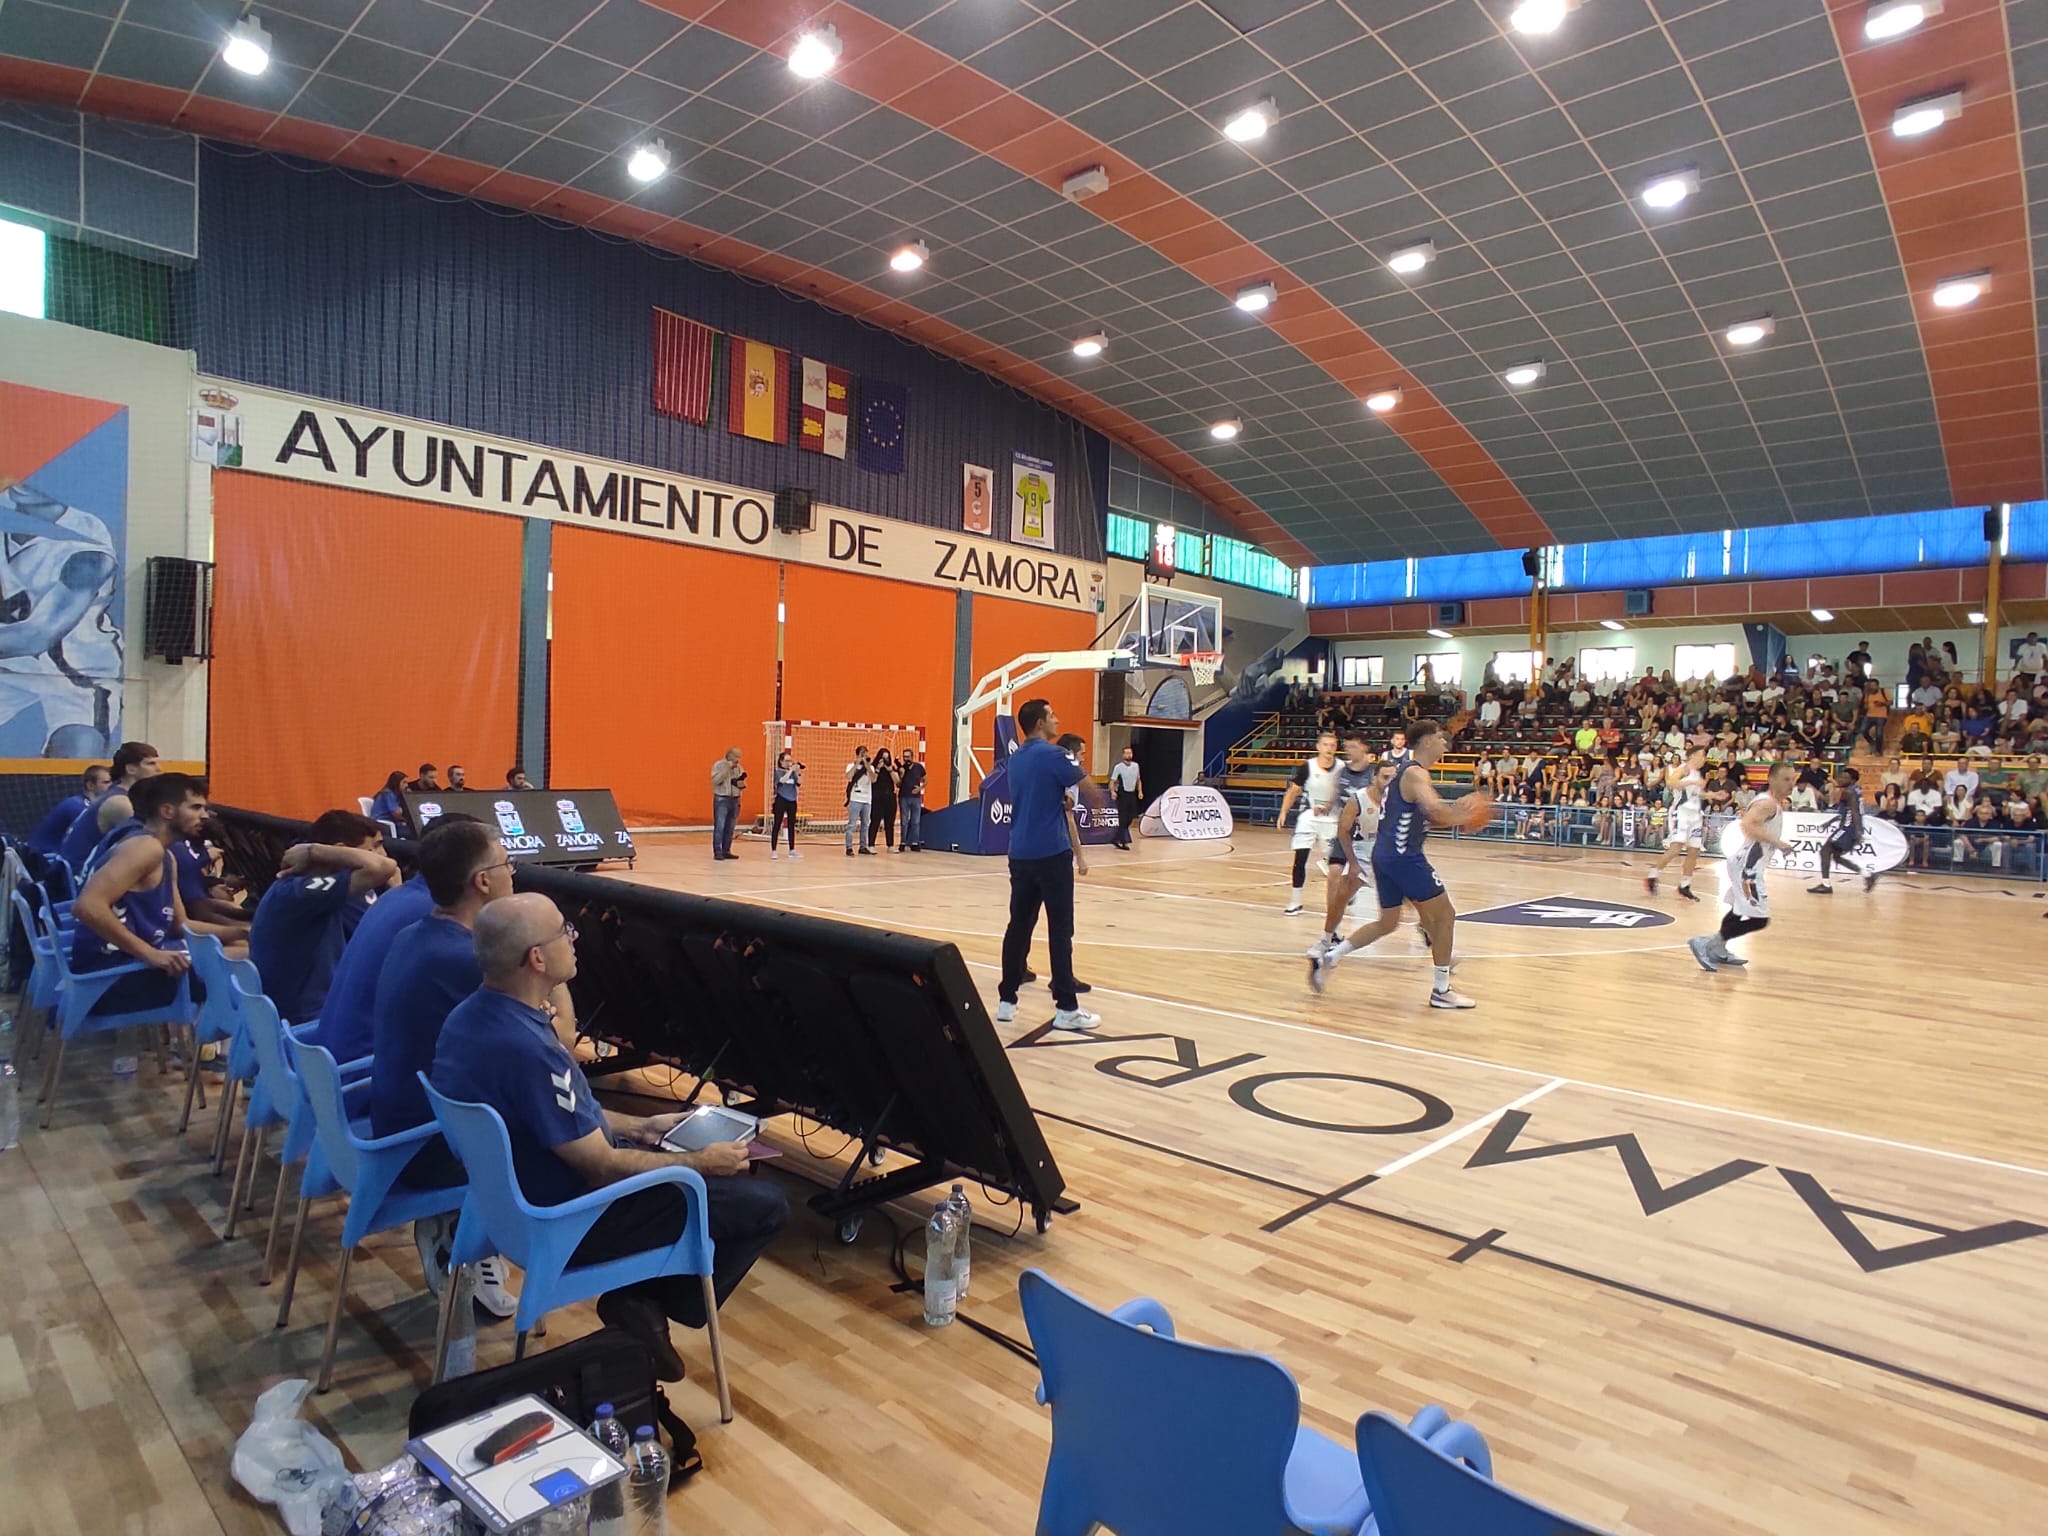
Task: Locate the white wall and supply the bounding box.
[0,311,205,759]
[1330,621,1989,693]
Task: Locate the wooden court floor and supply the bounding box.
[4,828,2046,1534]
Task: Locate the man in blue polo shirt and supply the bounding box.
[431,893,789,1380]
[994,698,1101,1031]
[248,810,398,1024]
[57,740,158,873]
[28,763,109,855]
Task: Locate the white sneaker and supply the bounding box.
[473,1255,519,1319]
[1308,952,1337,993]
[994,999,1016,1023]
[414,1213,454,1295]
[1427,987,1476,1009]
[769,849,780,859]
[1052,1007,1101,1031]
[789,849,803,860]
[1687,935,1718,972]
[1712,942,1747,967]
[1305,936,1333,958]
[1283,899,1303,915]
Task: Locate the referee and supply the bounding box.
[1109,745,1141,850]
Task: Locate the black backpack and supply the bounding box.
[407,1328,702,1486]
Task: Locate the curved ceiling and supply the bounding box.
[0,0,2042,566]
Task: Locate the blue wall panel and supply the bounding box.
[194,150,1104,560]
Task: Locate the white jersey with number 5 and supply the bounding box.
[1723,795,1781,918]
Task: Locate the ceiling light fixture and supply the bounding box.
[1968,610,1987,625]
[787,24,842,79]
[222,14,272,75]
[1509,0,1572,34]
[1810,608,1833,623]
[1072,331,1107,359]
[1222,97,1277,144]
[1209,417,1243,441]
[1502,359,1546,387]
[1891,88,1962,138]
[1364,388,1402,413]
[1931,270,1987,308]
[1385,239,1436,277]
[1639,166,1699,211]
[1864,0,1939,43]
[888,239,928,274]
[625,138,670,184]
[1723,315,1775,347]
[1426,628,1453,640]
[1600,619,1626,631]
[1234,281,1278,314]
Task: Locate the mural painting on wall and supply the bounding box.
[0,381,127,755]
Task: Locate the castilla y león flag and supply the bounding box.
[726,335,790,444]
[798,357,849,458]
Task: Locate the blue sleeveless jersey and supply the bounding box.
[1374,764,1429,862]
[71,820,176,971]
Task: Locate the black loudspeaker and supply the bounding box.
[143,556,214,663]
[1521,549,1541,577]
[1985,505,2004,542]
[1625,589,1653,616]
[774,487,814,533]
[1436,601,1465,626]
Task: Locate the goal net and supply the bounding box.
[758,720,928,833]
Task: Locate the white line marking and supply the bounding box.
[1368,1078,1567,1183]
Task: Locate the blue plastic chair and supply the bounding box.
[420,1075,734,1422]
[36,918,196,1130]
[9,889,61,1070]
[285,1041,468,1392]
[1354,1411,1614,1535]
[1018,1268,1490,1536]
[190,939,268,1173]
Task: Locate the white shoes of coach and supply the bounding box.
[995,999,1016,1023]
[1053,1007,1100,1031]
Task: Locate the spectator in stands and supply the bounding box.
[370,770,408,826]
[1855,686,1888,755]
[1932,713,1963,755]
[1477,694,1502,729]
[1573,719,1599,754]
[249,810,398,1025]
[844,746,874,856]
[898,749,927,852]
[428,893,790,1380]
[58,740,159,873]
[68,773,221,1014]
[869,748,899,852]
[1786,775,1819,812]
[1954,798,2007,869]
[710,748,745,861]
[2004,797,2040,875]
[1944,775,1975,827]
[410,763,440,792]
[29,763,110,856]
[1874,783,1905,823]
[1879,756,1908,795]
[1899,702,1935,754]
[507,768,534,790]
[1516,687,1541,722]
[448,765,468,791]
[1567,678,1591,713]
[2017,632,2047,686]
[2000,682,2030,730]
[1845,640,1873,682]
[2015,754,2048,819]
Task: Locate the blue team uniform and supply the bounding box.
[1371,764,1446,908]
[369,912,481,1138]
[170,838,213,911]
[69,820,187,1014]
[57,795,113,872]
[430,987,603,1207]
[310,873,432,1062]
[249,868,378,1024]
[28,793,87,856]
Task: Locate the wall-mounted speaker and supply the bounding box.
[1521,549,1541,577]
[144,556,214,664]
[774,487,814,534]
[1984,505,2004,543]
[1625,589,1653,616]
[1435,601,1465,626]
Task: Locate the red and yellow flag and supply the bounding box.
[726,335,789,444]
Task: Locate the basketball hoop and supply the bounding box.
[1187,651,1223,687]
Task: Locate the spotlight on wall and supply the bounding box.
[222,14,272,75]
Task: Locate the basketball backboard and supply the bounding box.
[1117,583,1221,668]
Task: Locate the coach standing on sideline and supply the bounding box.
[710,748,745,861]
[994,699,1100,1032]
[1109,746,1141,850]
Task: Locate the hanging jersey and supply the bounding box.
[70,820,175,972]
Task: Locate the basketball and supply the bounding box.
[1451,789,1494,830]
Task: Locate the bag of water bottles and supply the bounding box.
[231,1378,349,1536]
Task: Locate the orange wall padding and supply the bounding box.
[782,562,958,799]
[210,475,522,820]
[549,527,778,825]
[970,595,1099,767]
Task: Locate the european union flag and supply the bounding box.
[856,378,907,474]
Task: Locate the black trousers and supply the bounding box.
[1114,790,1139,847]
[568,1175,790,1326]
[769,798,797,850]
[869,800,896,847]
[1001,852,1077,1010]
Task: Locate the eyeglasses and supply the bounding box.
[526,919,577,960]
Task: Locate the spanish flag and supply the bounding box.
[726,335,790,444]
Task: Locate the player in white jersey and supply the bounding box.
[1643,745,1710,901]
[1689,760,1795,972]
[1277,730,1342,914]
[1308,739,1390,956]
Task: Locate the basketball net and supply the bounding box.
[1187,651,1223,687]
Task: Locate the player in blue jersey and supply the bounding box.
[1309,720,1489,1010]
[1308,733,1388,956]
[1809,767,1878,894]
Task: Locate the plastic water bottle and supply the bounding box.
[586,1403,629,1536]
[625,1426,669,1536]
[923,1201,959,1327]
[945,1183,972,1301]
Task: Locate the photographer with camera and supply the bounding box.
[844,746,875,856]
[710,747,746,861]
[770,750,804,859]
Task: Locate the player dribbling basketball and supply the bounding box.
[1308,736,1388,957]
[1310,721,1488,1010]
